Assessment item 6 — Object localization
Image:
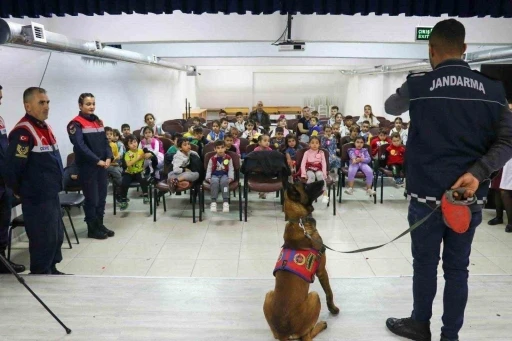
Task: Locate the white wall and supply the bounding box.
[0,46,194,161]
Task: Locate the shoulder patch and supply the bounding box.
[19,135,29,142]
[15,144,29,158]
[68,122,76,135]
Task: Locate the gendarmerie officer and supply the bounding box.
[6,87,65,275]
[0,85,25,273]
[68,93,113,240]
[384,19,512,341]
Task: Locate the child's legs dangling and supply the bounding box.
[346,164,360,188]
[314,171,328,196]
[210,176,221,202]
[360,164,374,189]
[306,170,316,184]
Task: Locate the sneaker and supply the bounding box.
[386,317,431,341]
[367,188,375,196]
[169,178,179,193]
[259,193,267,199]
[322,195,329,204]
[143,196,149,204]
[345,188,354,195]
[210,202,217,212]
[488,217,504,225]
[223,202,230,213]
[119,201,129,211]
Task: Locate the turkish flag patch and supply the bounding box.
[19,135,29,142]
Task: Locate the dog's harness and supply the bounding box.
[273,248,320,283]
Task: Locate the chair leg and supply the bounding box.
[66,208,79,244]
[238,185,242,221]
[199,186,203,222]
[113,184,117,216]
[192,187,196,223]
[380,173,384,204]
[327,187,330,207]
[62,218,72,249]
[162,192,167,212]
[7,227,12,261]
[149,183,153,215]
[153,187,158,222]
[244,186,248,222]
[339,174,344,203]
[332,186,336,215]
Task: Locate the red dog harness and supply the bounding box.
[273,248,320,283]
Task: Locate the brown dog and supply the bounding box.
[264,180,339,341]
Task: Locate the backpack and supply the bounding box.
[241,150,290,177]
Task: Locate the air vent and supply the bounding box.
[151,55,158,63]
[95,41,102,50]
[24,22,47,43]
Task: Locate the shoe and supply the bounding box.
[322,195,329,204]
[119,201,129,211]
[223,202,229,213]
[87,220,108,240]
[169,178,179,193]
[367,188,376,196]
[210,202,217,212]
[345,188,354,195]
[143,196,149,204]
[97,217,115,237]
[259,193,267,199]
[440,334,458,341]
[506,224,512,233]
[488,217,504,225]
[386,317,431,341]
[51,266,71,275]
[0,251,25,273]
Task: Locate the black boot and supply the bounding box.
[51,265,71,275]
[87,220,108,240]
[97,217,115,237]
[488,217,504,225]
[440,334,458,341]
[386,317,431,341]
[506,224,512,233]
[0,251,26,274]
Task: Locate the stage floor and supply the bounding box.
[0,275,510,340]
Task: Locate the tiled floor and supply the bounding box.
[8,180,512,278]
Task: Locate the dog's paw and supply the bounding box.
[328,304,340,315]
[317,321,328,330]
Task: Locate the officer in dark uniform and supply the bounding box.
[6,87,65,275]
[0,85,26,273]
[383,20,512,341]
[68,93,113,240]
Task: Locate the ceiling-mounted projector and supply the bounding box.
[277,41,305,52]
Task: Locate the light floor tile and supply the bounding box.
[62,257,114,275]
[472,242,512,258]
[325,259,375,278]
[367,258,413,277]
[197,243,241,260]
[487,257,512,274]
[157,243,203,260]
[117,242,165,259]
[76,242,125,258]
[102,258,155,276]
[146,259,196,277]
[237,259,276,279]
[468,257,507,275]
[191,259,239,277]
[239,243,281,260]
[360,243,406,259]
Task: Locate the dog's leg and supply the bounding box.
[297,291,326,341]
[301,321,328,341]
[263,290,281,340]
[316,256,340,315]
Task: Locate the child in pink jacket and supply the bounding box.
[300,136,329,204]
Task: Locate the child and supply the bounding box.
[389,117,408,145]
[207,120,225,142]
[271,115,290,137]
[326,106,339,127]
[345,136,375,196]
[139,126,164,179]
[254,134,272,199]
[183,125,195,138]
[192,117,205,128]
[321,126,341,182]
[308,117,322,137]
[340,115,354,136]
[359,120,373,144]
[282,134,303,181]
[63,161,80,189]
[370,128,392,162]
[341,126,360,145]
[205,140,234,213]
[234,112,246,133]
[311,110,320,119]
[357,104,379,127]
[112,129,126,158]
[331,123,342,150]
[167,133,182,154]
[229,127,241,155]
[223,133,238,153]
[189,127,206,157]
[386,132,406,186]
[220,117,233,133]
[121,123,131,139]
[142,113,165,137]
[167,138,200,193]
[242,120,260,144]
[270,127,285,149]
[104,127,123,187]
[301,136,329,203]
[334,113,344,127]
[119,135,151,210]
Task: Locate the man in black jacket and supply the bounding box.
[248,101,271,133]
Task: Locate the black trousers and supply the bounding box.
[389,164,404,179]
[22,195,63,274]
[0,188,13,252]
[79,165,108,223]
[120,173,149,200]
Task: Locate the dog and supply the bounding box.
[264,180,339,341]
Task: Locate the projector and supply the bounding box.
[277,41,305,52]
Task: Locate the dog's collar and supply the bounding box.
[286,217,325,256]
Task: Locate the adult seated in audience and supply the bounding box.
[68,93,114,240]
[356,104,379,127]
[389,117,408,145]
[340,115,355,136]
[297,106,311,143]
[205,140,234,213]
[249,101,271,133]
[340,126,360,145]
[141,113,165,138]
[0,85,25,273]
[121,123,131,139]
[207,120,224,142]
[234,112,246,133]
[359,120,373,143]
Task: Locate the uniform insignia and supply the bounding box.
[293,253,306,266]
[15,144,29,158]
[305,254,316,271]
[68,123,76,135]
[19,135,28,142]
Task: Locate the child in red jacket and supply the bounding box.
[386,132,406,186]
[370,128,392,171]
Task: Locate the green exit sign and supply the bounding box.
[416,27,433,41]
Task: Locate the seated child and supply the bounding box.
[241,120,261,144]
[105,126,123,187]
[229,127,241,155]
[254,134,272,199]
[112,129,126,158]
[308,117,322,137]
[189,127,206,156]
[207,120,225,142]
[167,133,182,154]
[300,136,329,203]
[220,117,234,133]
[270,127,285,149]
[183,125,195,138]
[121,123,131,139]
[340,115,354,136]
[387,132,406,186]
[281,134,303,181]
[340,126,360,146]
[344,136,375,196]
[139,126,164,179]
[390,117,408,145]
[310,110,320,119]
[167,138,200,193]
[205,140,234,213]
[331,123,342,147]
[370,128,392,171]
[63,161,80,189]
[326,106,339,127]
[334,113,345,127]
[192,117,206,128]
[234,112,246,133]
[119,135,151,210]
[223,133,238,154]
[359,120,373,144]
[321,126,341,182]
[271,116,290,137]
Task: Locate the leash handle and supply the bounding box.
[445,188,476,206]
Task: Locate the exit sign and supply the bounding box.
[416,27,433,41]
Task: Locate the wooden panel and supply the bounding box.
[251,106,302,115]
[182,109,207,119]
[224,107,249,115]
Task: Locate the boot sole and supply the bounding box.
[386,321,431,341]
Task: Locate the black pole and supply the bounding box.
[188,103,192,120]
[287,14,292,41]
[0,254,72,334]
[185,98,188,119]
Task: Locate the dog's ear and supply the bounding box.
[286,183,302,203]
